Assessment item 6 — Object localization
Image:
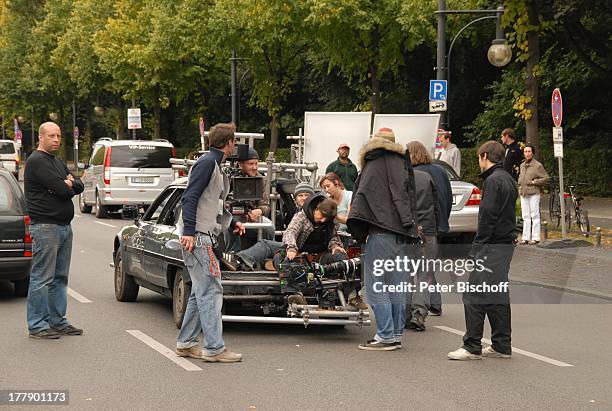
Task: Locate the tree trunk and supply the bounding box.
[269,112,278,154]
[153,86,161,140]
[525,1,540,157]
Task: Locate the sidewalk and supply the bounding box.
[511,245,612,300]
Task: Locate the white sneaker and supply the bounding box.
[447,347,482,360]
[482,346,511,358]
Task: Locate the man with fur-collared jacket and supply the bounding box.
[348,127,420,351]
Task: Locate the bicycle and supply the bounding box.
[548,177,591,236]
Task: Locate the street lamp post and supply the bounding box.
[229,52,250,130]
[435,2,512,129]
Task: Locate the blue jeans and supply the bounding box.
[177,234,225,356]
[27,224,73,333]
[364,233,411,343]
[225,216,275,252]
[237,239,283,267]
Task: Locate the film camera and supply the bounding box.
[225,144,265,222]
[277,253,362,308]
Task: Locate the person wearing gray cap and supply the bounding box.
[223,182,315,271]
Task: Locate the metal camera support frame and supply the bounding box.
[169,145,370,327]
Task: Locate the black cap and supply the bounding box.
[247,147,259,160]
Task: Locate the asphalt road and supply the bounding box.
[1,202,611,410]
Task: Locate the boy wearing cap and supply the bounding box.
[326,144,358,191]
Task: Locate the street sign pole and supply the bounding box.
[551,89,565,237]
[131,97,136,140]
[199,117,205,151]
[558,156,566,237]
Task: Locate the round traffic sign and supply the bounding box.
[551,88,563,127]
[73,126,79,139]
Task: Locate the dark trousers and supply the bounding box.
[462,244,514,355]
[462,303,512,355]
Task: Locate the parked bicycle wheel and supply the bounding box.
[575,209,590,237]
[549,190,561,227]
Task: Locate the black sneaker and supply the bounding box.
[429,309,442,316]
[393,341,402,349]
[53,324,83,336]
[409,312,426,331]
[29,329,61,339]
[221,252,241,271]
[222,252,253,271]
[358,339,398,351]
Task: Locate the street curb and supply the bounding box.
[510,277,612,302]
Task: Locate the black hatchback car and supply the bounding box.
[0,167,32,296]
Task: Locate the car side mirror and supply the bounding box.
[121,205,140,221]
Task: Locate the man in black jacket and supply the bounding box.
[501,128,523,180]
[348,127,419,351]
[24,122,84,339]
[448,141,518,360]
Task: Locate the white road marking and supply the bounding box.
[67,287,92,303]
[126,330,203,371]
[94,221,117,228]
[435,325,574,367]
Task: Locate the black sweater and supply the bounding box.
[24,150,84,225]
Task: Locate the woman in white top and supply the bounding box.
[319,172,352,232]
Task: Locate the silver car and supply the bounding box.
[0,139,19,180]
[432,159,480,242]
[79,138,176,218]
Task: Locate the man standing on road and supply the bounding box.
[437,130,461,176]
[500,128,523,180]
[348,127,419,351]
[176,123,245,363]
[448,141,517,360]
[25,122,84,339]
[408,141,452,317]
[326,143,358,191]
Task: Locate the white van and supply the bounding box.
[0,140,19,180]
[79,138,176,218]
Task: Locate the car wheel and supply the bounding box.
[95,192,108,219]
[114,249,139,302]
[13,277,29,297]
[172,268,191,329]
[79,193,92,214]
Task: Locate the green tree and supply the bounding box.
[94,0,209,140]
[305,0,434,118]
[209,0,310,153]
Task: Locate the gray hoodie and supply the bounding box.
[438,143,461,176]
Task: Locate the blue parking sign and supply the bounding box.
[429,80,447,101]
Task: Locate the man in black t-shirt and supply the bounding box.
[24,122,84,339]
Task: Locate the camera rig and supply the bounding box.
[276,255,369,326]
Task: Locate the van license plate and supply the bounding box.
[132,177,154,184]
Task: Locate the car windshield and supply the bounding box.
[0,141,16,155]
[432,160,460,181]
[110,145,173,168]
